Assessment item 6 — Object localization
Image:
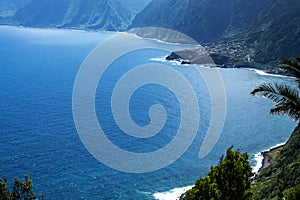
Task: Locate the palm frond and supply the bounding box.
[280,57,300,87]
[251,83,300,121]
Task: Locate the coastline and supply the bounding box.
[153,142,287,200]
[247,68,290,79]
[164,48,293,77]
[0,24,117,34]
[256,142,286,174]
[1,25,291,78]
[153,186,193,200]
[3,25,290,200]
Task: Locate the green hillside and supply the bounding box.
[130,0,300,64]
[244,0,300,63]
[252,125,300,199]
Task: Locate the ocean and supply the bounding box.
[0,26,296,199]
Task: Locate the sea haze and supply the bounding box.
[0,26,296,199]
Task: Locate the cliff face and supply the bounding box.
[130,0,237,43]
[119,0,152,13]
[130,0,270,43]
[0,0,31,17]
[130,0,300,63]
[245,0,300,63]
[12,0,133,31]
[2,0,300,63]
[252,124,300,199]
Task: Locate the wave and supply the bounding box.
[252,141,287,174]
[150,57,183,66]
[131,32,197,47]
[153,185,193,200]
[252,152,264,174]
[248,69,288,78]
[150,57,167,62]
[154,142,287,200]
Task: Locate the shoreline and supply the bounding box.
[253,142,287,174]
[0,25,292,78]
[153,142,287,200]
[153,186,193,200]
[164,49,293,77]
[0,24,117,34]
[256,142,286,174]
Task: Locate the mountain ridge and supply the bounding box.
[0,0,31,17]
[12,0,133,31]
[130,0,271,43]
[0,0,299,63]
[130,0,300,64]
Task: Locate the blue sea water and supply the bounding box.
[0,26,296,199]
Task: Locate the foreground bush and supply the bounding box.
[185,147,253,200]
[0,174,43,200]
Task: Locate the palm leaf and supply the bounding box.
[251,83,300,121]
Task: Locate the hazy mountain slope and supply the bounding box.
[223,0,270,38]
[120,0,152,13]
[130,0,270,43]
[61,0,133,30]
[0,0,31,17]
[131,0,300,63]
[130,0,238,43]
[13,0,133,31]
[13,0,70,27]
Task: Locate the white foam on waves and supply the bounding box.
[249,69,288,78]
[252,141,287,174]
[153,186,193,200]
[154,141,287,200]
[150,57,182,66]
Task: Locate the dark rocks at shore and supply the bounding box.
[166,52,184,61]
[258,144,285,174]
[179,193,186,200]
[165,49,290,76]
[166,52,192,65]
[166,49,261,68]
[181,60,191,65]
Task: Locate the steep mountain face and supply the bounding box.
[0,0,31,17]
[131,0,300,63]
[13,0,133,31]
[245,0,300,63]
[252,124,300,199]
[13,0,70,27]
[61,0,133,30]
[223,0,270,38]
[120,0,153,13]
[130,0,269,43]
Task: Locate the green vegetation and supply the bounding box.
[132,0,300,65]
[251,125,300,200]
[284,185,300,200]
[185,57,300,200]
[130,0,270,43]
[247,0,300,64]
[250,57,300,199]
[184,147,253,200]
[0,174,43,200]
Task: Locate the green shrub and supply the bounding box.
[185,147,253,200]
[0,174,44,200]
